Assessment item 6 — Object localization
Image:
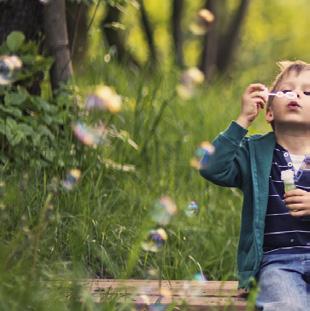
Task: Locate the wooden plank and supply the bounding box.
[83,279,247,310]
[86,279,240,296]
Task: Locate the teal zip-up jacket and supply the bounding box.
[199,121,276,289]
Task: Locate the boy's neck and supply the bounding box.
[275,124,310,155]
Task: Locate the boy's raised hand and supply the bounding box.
[236,83,268,129]
[284,189,310,217]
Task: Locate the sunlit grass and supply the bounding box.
[0,57,268,309]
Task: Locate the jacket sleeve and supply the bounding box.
[199,121,249,189]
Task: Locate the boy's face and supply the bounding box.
[266,70,310,129]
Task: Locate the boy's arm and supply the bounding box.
[200,83,268,188]
[199,121,248,188]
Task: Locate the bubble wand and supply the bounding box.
[264,90,297,100]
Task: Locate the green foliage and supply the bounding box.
[6,31,25,52]
[0,32,75,168]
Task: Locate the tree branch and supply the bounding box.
[217,0,250,73]
[171,0,184,67]
[139,0,157,64]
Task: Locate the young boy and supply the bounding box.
[200,60,310,310]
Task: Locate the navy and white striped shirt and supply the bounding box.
[263,144,310,254]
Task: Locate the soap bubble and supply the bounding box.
[193,272,207,282]
[185,201,199,217]
[151,196,177,226]
[189,272,208,297]
[72,121,108,148]
[150,288,171,310]
[141,228,168,252]
[136,286,171,311]
[181,67,204,86]
[85,85,122,113]
[0,55,22,85]
[176,67,204,100]
[190,9,215,36]
[62,169,81,191]
[190,141,215,170]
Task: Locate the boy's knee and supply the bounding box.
[256,301,305,311]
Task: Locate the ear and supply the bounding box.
[265,108,274,124]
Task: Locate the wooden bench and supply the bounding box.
[84,279,248,310]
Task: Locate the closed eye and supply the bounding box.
[304,91,310,96]
[282,90,292,93]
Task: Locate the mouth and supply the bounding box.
[287,101,302,109]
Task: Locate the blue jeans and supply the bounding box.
[255,252,310,311]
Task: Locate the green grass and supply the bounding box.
[0,57,271,310]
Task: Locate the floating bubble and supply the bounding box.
[141,228,168,252]
[189,272,208,297]
[177,67,204,100]
[185,201,199,217]
[181,67,204,86]
[85,85,122,113]
[150,288,172,311]
[193,272,207,282]
[149,303,166,311]
[72,121,108,148]
[0,55,22,85]
[151,196,177,226]
[136,286,171,310]
[190,141,215,170]
[62,169,81,191]
[190,9,215,36]
[104,53,111,63]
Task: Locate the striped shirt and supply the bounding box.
[263,144,310,254]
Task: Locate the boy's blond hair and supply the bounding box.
[267,60,310,110]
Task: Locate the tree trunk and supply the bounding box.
[66,1,89,68]
[101,4,140,68]
[43,0,73,91]
[0,0,43,45]
[199,0,220,80]
[217,0,250,73]
[138,0,157,64]
[171,0,184,67]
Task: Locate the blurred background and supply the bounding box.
[0,0,309,309]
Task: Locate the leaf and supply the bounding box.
[4,91,28,106]
[38,125,55,140]
[6,31,25,52]
[10,131,25,146]
[18,123,34,136]
[0,119,6,135]
[0,105,22,118]
[31,97,56,112]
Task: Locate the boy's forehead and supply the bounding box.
[278,69,310,86]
